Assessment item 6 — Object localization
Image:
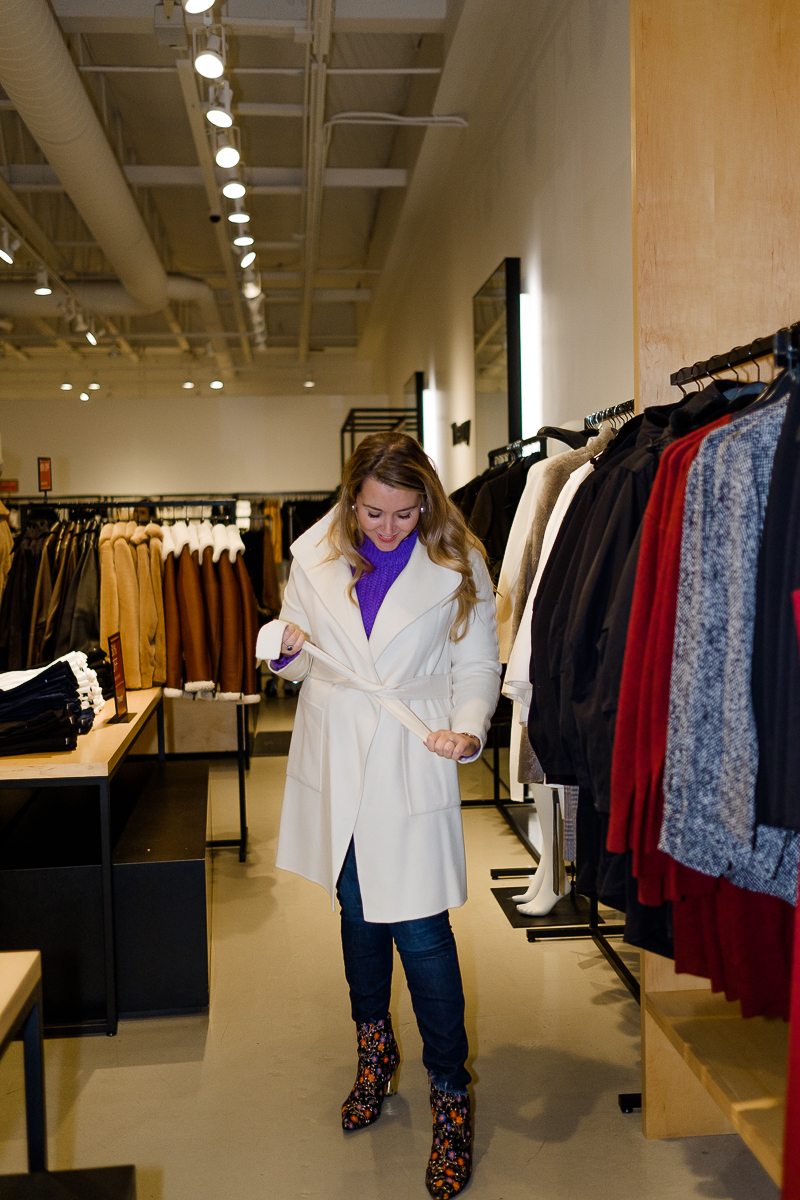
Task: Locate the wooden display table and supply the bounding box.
[0,692,163,1037]
[0,952,46,1172]
[641,950,788,1186]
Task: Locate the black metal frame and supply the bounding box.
[10,494,239,533]
[206,704,249,863]
[1,978,47,1171]
[404,371,426,448]
[669,322,800,388]
[0,699,166,1037]
[340,408,420,471]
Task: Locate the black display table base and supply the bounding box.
[0,1167,135,1199]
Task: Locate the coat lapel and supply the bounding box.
[368,537,459,663]
[291,512,377,677]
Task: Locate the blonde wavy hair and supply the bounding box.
[327,431,486,641]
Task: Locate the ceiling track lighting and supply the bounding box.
[88,381,100,390]
[34,266,51,296]
[228,196,250,225]
[214,128,240,169]
[185,0,215,12]
[304,378,315,388]
[222,177,246,200]
[193,21,226,79]
[60,382,72,391]
[79,391,90,402]
[85,321,98,346]
[233,233,254,247]
[0,226,19,267]
[182,380,196,389]
[210,379,224,389]
[240,250,256,269]
[242,268,261,300]
[206,79,233,128]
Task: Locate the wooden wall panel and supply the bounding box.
[632,0,800,409]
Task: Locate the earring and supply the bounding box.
[420,506,425,513]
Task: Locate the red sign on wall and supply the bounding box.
[0,480,18,494]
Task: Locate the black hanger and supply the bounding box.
[536,426,590,451]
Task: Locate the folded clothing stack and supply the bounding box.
[0,651,107,753]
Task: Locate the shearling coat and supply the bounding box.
[146,524,167,685]
[271,510,501,923]
[113,522,141,689]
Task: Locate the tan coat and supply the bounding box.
[133,525,157,688]
[147,524,166,685]
[112,522,141,689]
[271,510,501,923]
[98,523,117,653]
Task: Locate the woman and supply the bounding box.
[270,432,500,1198]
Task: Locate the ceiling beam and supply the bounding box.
[32,318,83,361]
[0,174,67,275]
[0,339,28,360]
[104,318,139,362]
[5,164,408,191]
[164,304,191,354]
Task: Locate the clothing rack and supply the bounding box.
[669,322,800,388]
[488,396,639,1013]
[583,399,635,429]
[10,495,239,531]
[340,407,420,470]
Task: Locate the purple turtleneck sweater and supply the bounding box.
[272,531,418,667]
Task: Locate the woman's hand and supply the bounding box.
[280,623,307,656]
[424,730,481,761]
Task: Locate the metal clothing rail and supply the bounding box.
[670,322,800,388]
[584,399,635,430]
[487,434,547,467]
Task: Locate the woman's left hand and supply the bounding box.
[424,730,481,761]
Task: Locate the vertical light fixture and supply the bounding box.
[34,266,52,295]
[519,272,543,440]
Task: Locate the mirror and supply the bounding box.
[473,257,521,465]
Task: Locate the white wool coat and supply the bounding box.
[271,511,501,923]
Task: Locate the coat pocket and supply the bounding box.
[286,692,325,792]
[401,725,460,815]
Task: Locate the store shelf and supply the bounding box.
[645,986,788,1184]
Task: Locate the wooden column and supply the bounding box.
[631,0,800,409]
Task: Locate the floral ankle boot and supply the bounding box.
[425,1084,472,1197]
[341,1015,399,1131]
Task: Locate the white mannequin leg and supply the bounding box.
[511,782,550,903]
[515,788,569,916]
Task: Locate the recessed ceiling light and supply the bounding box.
[79,391,89,401]
[88,381,100,390]
[222,180,246,200]
[183,381,195,389]
[34,266,51,296]
[215,133,239,169]
[210,380,224,389]
[240,250,256,269]
[304,379,315,388]
[60,382,72,391]
[233,234,254,247]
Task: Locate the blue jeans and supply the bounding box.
[336,840,470,1094]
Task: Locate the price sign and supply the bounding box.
[37,457,52,494]
[107,632,133,723]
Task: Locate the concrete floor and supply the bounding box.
[0,697,780,1200]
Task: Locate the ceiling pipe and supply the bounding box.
[0,0,168,313]
[0,278,235,374]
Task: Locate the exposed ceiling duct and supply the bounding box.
[0,278,236,372]
[0,0,168,313]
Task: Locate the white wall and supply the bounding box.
[0,393,389,496]
[368,0,633,489]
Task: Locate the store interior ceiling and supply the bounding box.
[0,0,454,398]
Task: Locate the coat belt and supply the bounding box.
[309,660,451,702]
